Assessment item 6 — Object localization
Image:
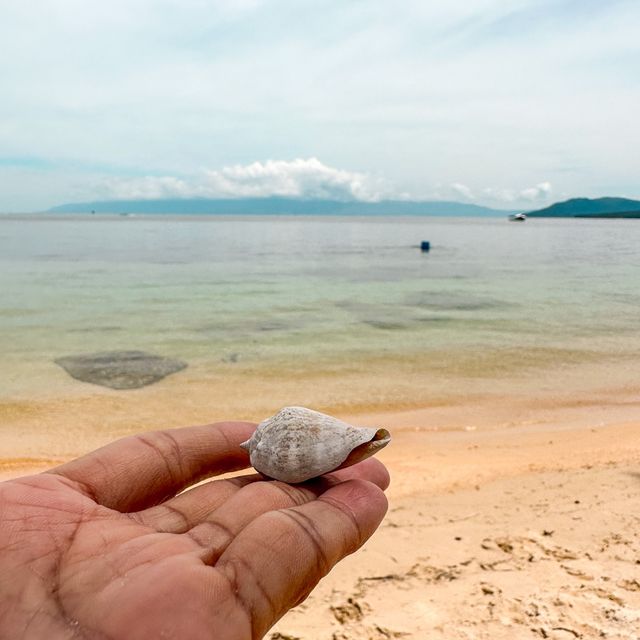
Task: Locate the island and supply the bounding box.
[527,197,640,218]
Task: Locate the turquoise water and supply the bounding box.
[2,214,640,397]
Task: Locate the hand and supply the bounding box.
[0,421,389,639]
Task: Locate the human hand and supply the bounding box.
[0,421,389,639]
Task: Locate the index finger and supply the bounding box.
[49,421,256,511]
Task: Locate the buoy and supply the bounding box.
[420,241,430,252]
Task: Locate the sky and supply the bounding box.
[1,0,639,211]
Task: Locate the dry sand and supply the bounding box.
[1,396,640,639]
[268,415,640,640]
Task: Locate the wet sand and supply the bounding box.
[2,353,640,466]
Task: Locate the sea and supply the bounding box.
[2,214,640,405]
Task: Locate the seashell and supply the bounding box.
[240,406,390,483]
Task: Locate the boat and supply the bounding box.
[508,213,527,222]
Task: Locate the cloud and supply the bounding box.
[432,181,551,206]
[99,175,195,200]
[520,181,552,201]
[203,158,385,201]
[482,182,553,204]
[100,167,553,208]
[450,182,475,201]
[100,158,387,202]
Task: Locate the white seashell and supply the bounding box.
[240,406,390,483]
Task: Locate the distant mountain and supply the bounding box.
[527,197,640,218]
[47,197,513,217]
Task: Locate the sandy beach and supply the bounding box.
[268,415,640,640]
[2,387,639,639]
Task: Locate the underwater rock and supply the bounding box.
[55,350,187,389]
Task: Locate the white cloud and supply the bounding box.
[428,181,551,207]
[482,181,552,204]
[520,181,552,201]
[100,158,388,201]
[99,176,194,200]
[99,168,553,208]
[450,182,475,200]
[203,158,384,201]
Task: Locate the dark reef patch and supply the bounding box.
[55,350,187,389]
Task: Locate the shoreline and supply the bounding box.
[2,382,640,479]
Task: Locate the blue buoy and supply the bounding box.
[420,241,430,252]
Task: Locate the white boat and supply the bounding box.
[508,213,527,221]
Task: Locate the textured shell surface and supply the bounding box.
[240,406,390,483]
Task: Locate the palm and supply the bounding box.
[0,422,388,640]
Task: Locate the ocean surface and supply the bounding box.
[2,214,640,401]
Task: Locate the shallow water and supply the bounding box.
[2,214,640,399]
